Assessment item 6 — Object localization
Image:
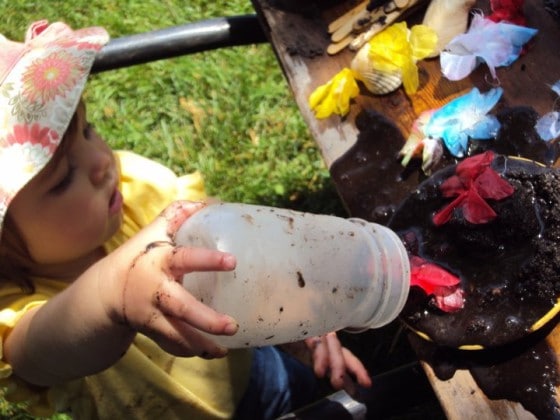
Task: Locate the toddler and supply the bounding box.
[0,20,372,419]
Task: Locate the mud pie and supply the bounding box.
[389,151,560,349]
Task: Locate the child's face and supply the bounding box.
[8,103,123,270]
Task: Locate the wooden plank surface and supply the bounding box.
[253,0,560,167]
[251,0,560,418]
[422,365,536,420]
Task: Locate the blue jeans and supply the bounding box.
[234,346,319,420]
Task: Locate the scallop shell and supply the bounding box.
[358,68,403,95]
[350,42,402,95]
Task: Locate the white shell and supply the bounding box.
[358,68,403,95]
[350,42,402,95]
[422,0,476,57]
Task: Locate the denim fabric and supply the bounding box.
[234,346,319,420]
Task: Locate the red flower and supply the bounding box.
[410,256,464,312]
[433,151,514,226]
[488,0,527,26]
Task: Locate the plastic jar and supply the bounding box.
[176,203,410,348]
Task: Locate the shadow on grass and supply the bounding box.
[261,178,349,217]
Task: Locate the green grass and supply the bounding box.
[0,0,345,417]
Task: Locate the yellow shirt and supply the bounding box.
[0,151,252,419]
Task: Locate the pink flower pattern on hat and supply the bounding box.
[0,20,109,235]
[22,50,82,105]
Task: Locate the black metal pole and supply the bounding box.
[92,14,267,72]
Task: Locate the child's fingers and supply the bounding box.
[306,336,329,377]
[159,200,207,236]
[167,246,236,279]
[120,201,206,251]
[142,310,229,359]
[157,280,239,336]
[324,332,347,388]
[341,347,372,388]
[136,201,206,245]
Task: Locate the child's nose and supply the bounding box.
[89,148,112,186]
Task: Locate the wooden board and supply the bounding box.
[252,0,560,167]
[251,0,560,418]
[422,366,535,419]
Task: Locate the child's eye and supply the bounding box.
[50,165,76,194]
[83,123,94,140]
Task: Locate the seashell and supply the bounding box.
[357,68,403,95]
[350,42,402,94]
[422,0,476,57]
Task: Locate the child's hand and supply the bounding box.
[304,332,372,394]
[99,200,239,360]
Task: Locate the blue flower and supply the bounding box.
[424,87,503,157]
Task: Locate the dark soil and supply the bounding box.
[390,155,560,348]
[545,0,560,21]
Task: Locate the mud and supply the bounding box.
[391,155,560,348]
[330,108,560,418]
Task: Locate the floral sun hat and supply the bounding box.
[0,20,109,235]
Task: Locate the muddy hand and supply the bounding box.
[101,201,239,359]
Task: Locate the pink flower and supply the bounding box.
[21,50,82,104]
[433,151,515,225]
[433,287,465,313]
[6,123,58,152]
[410,256,464,313]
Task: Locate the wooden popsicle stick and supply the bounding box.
[328,0,369,34]
[393,0,411,8]
[331,3,390,45]
[349,0,420,50]
[351,6,387,33]
[331,9,369,42]
[327,35,355,55]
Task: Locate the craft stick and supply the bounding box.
[331,9,369,42]
[349,0,420,50]
[328,0,369,33]
[352,6,386,33]
[327,35,355,55]
[394,0,411,8]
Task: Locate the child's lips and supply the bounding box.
[109,188,123,215]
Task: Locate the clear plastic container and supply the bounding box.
[176,203,410,348]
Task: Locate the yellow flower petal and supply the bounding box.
[308,83,330,109]
[401,61,419,95]
[368,22,410,72]
[410,25,438,61]
[308,68,359,118]
[364,23,437,96]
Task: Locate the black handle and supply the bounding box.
[92,14,267,72]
